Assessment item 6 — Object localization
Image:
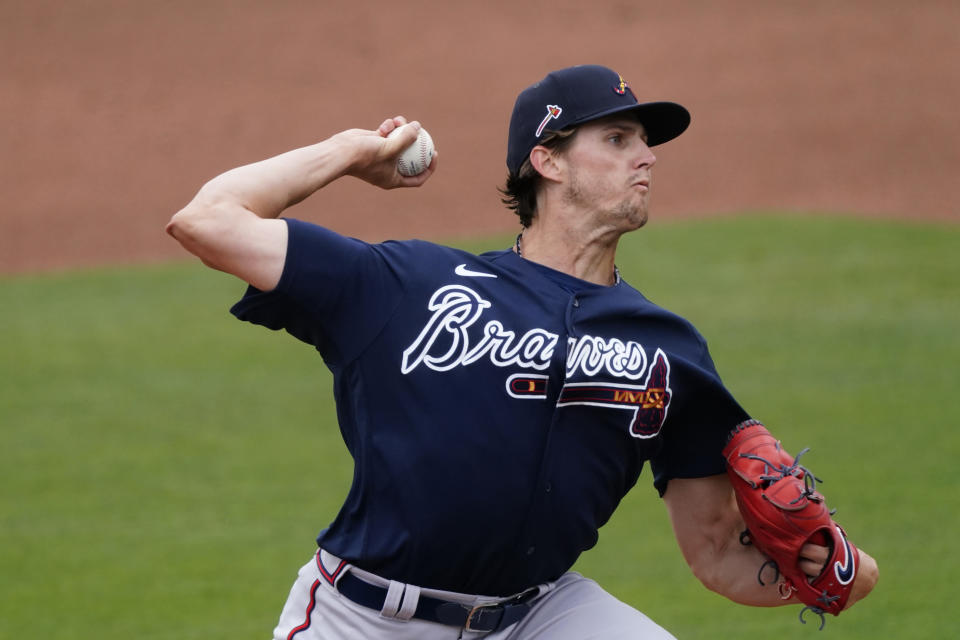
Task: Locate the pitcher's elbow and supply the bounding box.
[166,188,222,241]
[165,205,201,242]
[690,558,725,595]
[165,210,184,238]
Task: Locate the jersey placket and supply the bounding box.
[510,291,584,570]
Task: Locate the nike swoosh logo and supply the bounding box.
[454,264,497,278]
[833,525,856,585]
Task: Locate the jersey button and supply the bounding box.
[526,546,536,556]
[545,482,552,493]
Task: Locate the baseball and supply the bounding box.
[388,125,434,176]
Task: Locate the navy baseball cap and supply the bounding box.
[506,65,691,173]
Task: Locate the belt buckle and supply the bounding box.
[463,587,538,632]
[464,602,504,632]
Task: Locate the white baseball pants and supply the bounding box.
[272,550,676,640]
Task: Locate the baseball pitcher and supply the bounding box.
[167,65,878,639]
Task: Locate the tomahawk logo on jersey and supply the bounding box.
[557,349,672,439]
[401,283,674,439]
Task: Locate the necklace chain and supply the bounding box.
[514,233,621,285]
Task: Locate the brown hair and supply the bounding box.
[499,128,578,227]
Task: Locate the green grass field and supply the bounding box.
[2,215,957,638]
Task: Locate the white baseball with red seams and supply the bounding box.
[388,125,434,176]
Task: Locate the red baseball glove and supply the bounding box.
[722,420,858,629]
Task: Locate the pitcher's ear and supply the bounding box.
[529,145,564,183]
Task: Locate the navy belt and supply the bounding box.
[336,571,538,632]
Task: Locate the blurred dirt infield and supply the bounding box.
[2,0,957,273]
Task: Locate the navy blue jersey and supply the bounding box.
[231,218,750,596]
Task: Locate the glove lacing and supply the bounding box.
[799,591,842,631]
[739,446,822,503]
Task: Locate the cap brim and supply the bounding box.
[568,101,690,146]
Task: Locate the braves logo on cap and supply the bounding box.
[613,73,637,100]
[535,105,563,137]
[614,74,629,95]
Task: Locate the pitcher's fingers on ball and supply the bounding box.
[384,122,423,157]
[378,116,410,136]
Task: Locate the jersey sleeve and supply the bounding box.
[649,337,750,496]
[229,218,404,367]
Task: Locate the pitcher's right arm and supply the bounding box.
[165,118,436,291]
